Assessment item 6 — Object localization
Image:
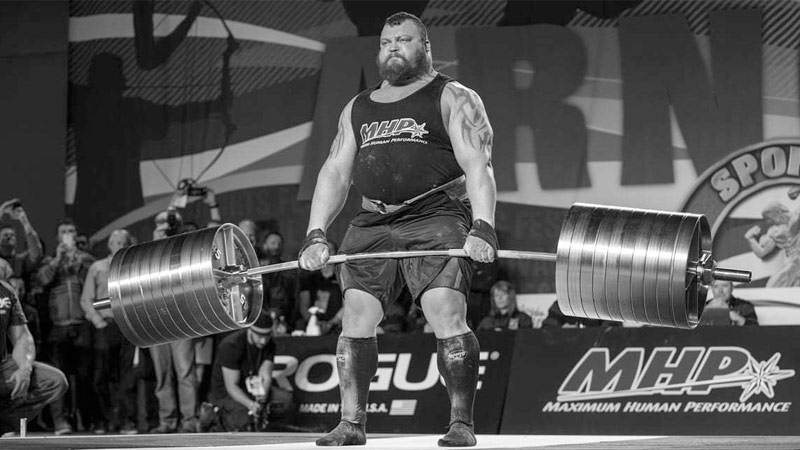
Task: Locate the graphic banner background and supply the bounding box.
[501,327,800,435]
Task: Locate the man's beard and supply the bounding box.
[377,49,430,86]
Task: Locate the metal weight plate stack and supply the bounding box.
[556,203,710,329]
[108,224,263,347]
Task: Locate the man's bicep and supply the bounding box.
[323,100,358,176]
[8,323,31,345]
[222,366,241,387]
[445,84,494,168]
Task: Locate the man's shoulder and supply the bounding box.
[441,80,477,100]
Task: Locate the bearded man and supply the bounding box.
[299,12,497,448]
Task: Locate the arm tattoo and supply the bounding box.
[329,119,346,159]
[452,87,493,160]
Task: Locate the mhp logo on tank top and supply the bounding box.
[360,118,429,148]
[541,346,795,414]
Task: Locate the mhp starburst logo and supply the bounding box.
[557,346,794,403]
[360,118,429,146]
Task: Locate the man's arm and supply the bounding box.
[80,262,105,328]
[443,82,497,261]
[306,99,359,233]
[258,359,274,399]
[17,209,42,265]
[222,367,259,411]
[299,99,358,271]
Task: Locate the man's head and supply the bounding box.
[490,280,517,314]
[57,219,78,249]
[108,229,134,256]
[261,231,284,258]
[377,12,432,86]
[712,280,734,304]
[238,219,259,247]
[8,275,25,299]
[0,258,12,281]
[248,313,274,349]
[0,226,16,254]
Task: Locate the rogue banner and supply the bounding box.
[272,332,515,433]
[501,327,799,435]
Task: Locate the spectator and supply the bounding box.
[541,300,622,328]
[80,229,139,434]
[148,211,199,433]
[203,314,292,432]
[259,231,296,330]
[36,218,95,435]
[477,281,533,331]
[6,273,41,355]
[707,280,758,326]
[238,219,259,251]
[0,199,43,286]
[0,276,68,438]
[296,241,343,334]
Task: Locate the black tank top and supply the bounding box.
[350,74,463,204]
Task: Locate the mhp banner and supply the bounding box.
[501,327,799,435]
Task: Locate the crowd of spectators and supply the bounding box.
[0,190,757,437]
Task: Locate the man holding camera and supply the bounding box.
[203,314,290,432]
[36,219,96,434]
[0,199,43,284]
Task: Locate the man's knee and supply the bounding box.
[32,362,68,402]
[420,288,469,338]
[341,290,384,337]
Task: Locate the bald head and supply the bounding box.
[108,229,134,255]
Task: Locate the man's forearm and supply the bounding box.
[465,166,497,226]
[23,228,42,263]
[12,331,35,373]
[307,166,351,233]
[226,384,256,409]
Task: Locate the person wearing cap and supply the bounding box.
[204,314,278,431]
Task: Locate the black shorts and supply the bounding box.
[338,193,474,306]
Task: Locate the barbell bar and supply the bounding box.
[94,203,751,347]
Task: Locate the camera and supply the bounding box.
[164,207,181,237]
[177,178,208,198]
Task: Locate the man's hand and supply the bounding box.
[8,366,31,400]
[93,317,108,330]
[298,229,329,271]
[248,400,263,415]
[729,310,746,326]
[464,219,497,263]
[202,188,217,207]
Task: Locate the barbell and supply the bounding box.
[94,203,750,347]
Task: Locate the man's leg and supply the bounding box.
[171,339,198,432]
[0,360,68,433]
[149,344,178,432]
[46,325,72,434]
[421,285,479,448]
[316,289,383,447]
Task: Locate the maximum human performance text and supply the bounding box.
[542,401,792,413]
